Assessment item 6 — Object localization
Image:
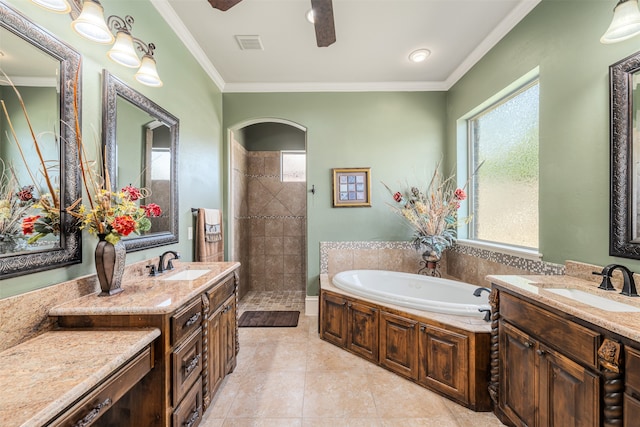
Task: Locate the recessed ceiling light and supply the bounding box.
[409,49,431,63]
[306,9,315,24]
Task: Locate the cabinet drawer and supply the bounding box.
[172,299,203,346]
[207,275,235,312]
[173,377,203,427]
[172,328,203,406]
[51,347,153,427]
[626,347,640,394]
[625,393,640,427]
[500,292,600,369]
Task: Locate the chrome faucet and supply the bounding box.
[158,250,180,273]
[594,264,639,297]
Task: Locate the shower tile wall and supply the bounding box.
[232,142,250,299]
[233,145,306,294]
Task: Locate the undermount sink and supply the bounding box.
[162,269,211,281]
[546,288,640,312]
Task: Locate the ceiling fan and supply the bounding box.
[207,0,336,47]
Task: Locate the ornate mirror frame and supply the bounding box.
[0,3,82,278]
[611,50,640,259]
[102,70,179,252]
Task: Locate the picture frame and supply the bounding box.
[332,167,371,207]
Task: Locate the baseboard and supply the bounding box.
[305,296,319,316]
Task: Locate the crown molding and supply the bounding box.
[152,0,540,93]
[150,0,226,92]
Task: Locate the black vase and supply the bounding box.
[95,234,126,296]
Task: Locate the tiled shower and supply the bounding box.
[231,123,307,300]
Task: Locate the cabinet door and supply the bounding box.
[207,308,224,397]
[418,323,468,402]
[346,300,379,362]
[380,311,418,379]
[538,344,599,427]
[624,394,640,427]
[320,292,348,347]
[221,295,237,375]
[499,320,536,427]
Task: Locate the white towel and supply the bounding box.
[204,209,222,242]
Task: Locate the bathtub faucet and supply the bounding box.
[473,287,491,297]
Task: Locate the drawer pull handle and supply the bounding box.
[525,342,532,348]
[420,326,426,332]
[184,353,201,376]
[183,406,201,427]
[184,312,201,328]
[73,398,112,427]
[536,349,546,356]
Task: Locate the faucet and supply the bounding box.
[158,250,180,273]
[594,264,639,297]
[473,287,491,297]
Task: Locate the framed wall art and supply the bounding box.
[332,167,371,207]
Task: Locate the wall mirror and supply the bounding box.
[0,3,82,278]
[610,50,640,259]
[102,70,178,252]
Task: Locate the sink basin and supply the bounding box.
[162,269,211,281]
[546,288,640,312]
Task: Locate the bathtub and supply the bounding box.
[332,270,491,318]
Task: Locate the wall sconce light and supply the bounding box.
[31,0,162,87]
[601,0,640,44]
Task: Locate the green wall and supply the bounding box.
[447,0,640,268]
[223,92,447,294]
[0,0,223,298]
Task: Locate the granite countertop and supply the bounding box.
[320,274,491,333]
[49,262,240,316]
[0,328,160,427]
[487,273,640,342]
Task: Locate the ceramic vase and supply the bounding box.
[95,234,126,296]
[418,245,442,277]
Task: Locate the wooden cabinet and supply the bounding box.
[320,292,379,363]
[625,347,640,427]
[495,289,601,427]
[319,289,491,411]
[380,311,417,379]
[206,291,237,399]
[56,270,239,427]
[418,323,469,404]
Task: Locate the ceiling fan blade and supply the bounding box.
[208,0,243,11]
[310,0,336,47]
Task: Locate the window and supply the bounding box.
[467,80,539,249]
[281,150,306,182]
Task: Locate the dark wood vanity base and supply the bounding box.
[319,287,492,412]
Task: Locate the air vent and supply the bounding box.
[235,35,263,50]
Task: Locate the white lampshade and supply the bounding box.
[31,0,71,13]
[71,0,114,44]
[107,31,141,68]
[601,0,640,44]
[135,55,163,87]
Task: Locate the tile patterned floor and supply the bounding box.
[238,290,306,315]
[201,291,505,427]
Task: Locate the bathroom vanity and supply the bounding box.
[488,274,640,427]
[48,261,240,427]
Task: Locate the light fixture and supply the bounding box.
[601,0,640,44]
[106,16,141,68]
[31,0,71,13]
[306,9,315,24]
[134,44,163,87]
[33,0,163,87]
[71,0,114,44]
[409,49,431,63]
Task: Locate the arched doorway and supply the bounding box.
[228,119,307,312]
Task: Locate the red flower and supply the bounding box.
[22,215,41,235]
[111,215,137,236]
[393,192,403,203]
[122,185,142,201]
[17,186,34,202]
[454,188,466,201]
[143,203,162,217]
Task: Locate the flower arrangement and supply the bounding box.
[76,184,162,245]
[384,163,471,260]
[0,164,36,249]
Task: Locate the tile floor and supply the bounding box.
[201,291,505,427]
